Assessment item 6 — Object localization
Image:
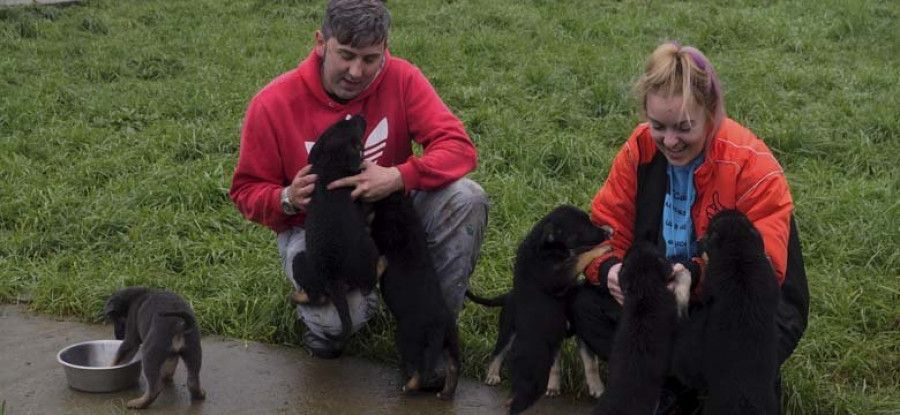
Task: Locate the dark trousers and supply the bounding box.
[571,216,809,411]
[569,281,804,367]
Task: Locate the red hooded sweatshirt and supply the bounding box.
[230,50,477,233]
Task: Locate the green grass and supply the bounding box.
[1,0,898,413]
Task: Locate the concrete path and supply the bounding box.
[0,305,594,414]
[0,0,81,6]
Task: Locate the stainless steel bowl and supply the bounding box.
[57,340,142,393]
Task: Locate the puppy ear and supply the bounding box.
[104,287,147,318]
[114,321,126,340]
[103,297,120,319]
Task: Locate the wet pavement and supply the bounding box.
[0,304,594,414]
[0,0,82,6]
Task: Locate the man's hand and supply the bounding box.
[327,160,404,202]
[288,164,317,212]
[607,263,624,305]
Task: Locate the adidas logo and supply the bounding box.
[363,117,388,161]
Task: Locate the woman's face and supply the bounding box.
[646,93,708,166]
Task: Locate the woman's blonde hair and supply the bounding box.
[635,42,725,141]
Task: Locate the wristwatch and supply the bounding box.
[280,186,299,215]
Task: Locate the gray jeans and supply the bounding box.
[277,178,489,340]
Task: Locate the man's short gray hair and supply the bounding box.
[322,0,391,48]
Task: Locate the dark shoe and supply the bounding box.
[655,386,679,415]
[655,378,702,415]
[774,371,783,415]
[302,330,343,359]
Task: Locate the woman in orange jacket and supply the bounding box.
[572,42,809,413]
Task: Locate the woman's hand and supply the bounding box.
[670,263,692,318]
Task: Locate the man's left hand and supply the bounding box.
[327,160,404,202]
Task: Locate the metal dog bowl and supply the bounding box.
[57,340,142,392]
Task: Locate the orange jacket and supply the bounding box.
[585,118,793,292]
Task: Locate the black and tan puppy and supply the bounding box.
[464,290,607,399]
[699,209,780,414]
[370,191,460,399]
[505,205,612,414]
[104,287,205,409]
[592,242,677,415]
[294,115,379,343]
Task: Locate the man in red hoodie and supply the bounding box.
[229,0,488,358]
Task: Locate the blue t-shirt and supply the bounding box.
[662,156,704,262]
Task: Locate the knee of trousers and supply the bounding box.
[571,285,620,327]
[296,289,379,338]
[447,178,490,215]
[570,286,597,328]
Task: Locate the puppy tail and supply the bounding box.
[326,281,353,344]
[159,311,198,333]
[464,290,508,307]
[291,252,312,289]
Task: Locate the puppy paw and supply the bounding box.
[484,374,501,385]
[485,358,503,386]
[290,289,312,305]
[573,244,613,277]
[126,397,150,409]
[545,387,561,397]
[190,388,206,400]
[436,391,455,400]
[403,373,421,392]
[376,256,388,278]
[586,373,605,398]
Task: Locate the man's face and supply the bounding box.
[316,31,385,100]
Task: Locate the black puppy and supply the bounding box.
[592,242,676,415]
[370,191,461,399]
[294,115,379,343]
[104,287,205,409]
[504,205,611,414]
[699,210,780,414]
